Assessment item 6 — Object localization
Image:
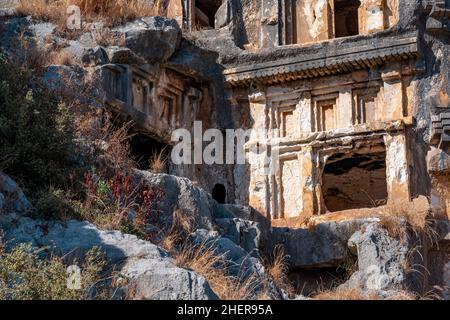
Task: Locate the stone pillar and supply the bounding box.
[260,0,280,48]
[359,0,385,35]
[338,86,354,128]
[382,66,404,121]
[296,0,332,44]
[248,89,271,218]
[249,89,268,132]
[299,147,316,218]
[299,92,313,133]
[384,133,410,205]
[182,87,202,129]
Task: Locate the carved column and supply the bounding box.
[384,133,411,205]
[359,0,385,35]
[299,91,313,133]
[296,0,332,44]
[338,86,354,128]
[247,89,272,218]
[260,0,280,48]
[182,87,203,129]
[298,147,316,218]
[382,65,404,121]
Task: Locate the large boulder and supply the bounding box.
[190,229,265,279]
[268,219,374,268]
[343,222,408,292]
[0,172,31,214]
[135,171,217,231]
[215,218,262,256]
[115,16,181,63]
[1,216,218,300]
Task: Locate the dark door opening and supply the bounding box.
[129,133,171,172]
[322,151,388,212]
[212,183,226,204]
[195,0,222,28]
[334,0,361,38]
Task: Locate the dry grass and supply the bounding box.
[92,27,124,47]
[150,148,168,174]
[12,31,73,70]
[266,245,294,296]
[99,119,136,171]
[175,241,262,300]
[49,49,73,65]
[17,0,66,26]
[313,287,372,300]
[313,286,418,300]
[380,197,438,244]
[18,0,159,28]
[378,215,405,240]
[159,209,265,300]
[160,208,196,251]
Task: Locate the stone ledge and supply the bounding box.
[224,34,419,86]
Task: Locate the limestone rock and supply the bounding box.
[135,170,217,230]
[28,22,56,47]
[1,217,218,300]
[116,16,181,63]
[215,218,262,256]
[106,46,145,65]
[82,46,109,66]
[190,228,266,281]
[344,222,408,292]
[215,0,232,29]
[269,219,372,268]
[0,172,31,214]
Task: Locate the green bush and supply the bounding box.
[0,243,107,300]
[0,55,75,192]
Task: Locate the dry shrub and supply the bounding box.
[314,287,373,300]
[17,0,67,27]
[150,148,168,174]
[160,208,195,252]
[381,197,438,243]
[175,242,261,300]
[75,0,156,25]
[379,215,405,240]
[18,0,159,28]
[99,119,136,171]
[314,287,421,300]
[92,27,124,47]
[384,199,428,231]
[266,245,294,296]
[49,49,73,65]
[160,209,262,300]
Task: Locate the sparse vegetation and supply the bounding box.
[0,243,107,300]
[48,49,73,66]
[174,241,263,300]
[379,198,438,244]
[158,210,274,300]
[266,245,294,296]
[150,148,168,174]
[17,0,159,29]
[313,286,418,300]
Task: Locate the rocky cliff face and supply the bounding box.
[0,0,449,300]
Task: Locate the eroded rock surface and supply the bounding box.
[1,215,218,300]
